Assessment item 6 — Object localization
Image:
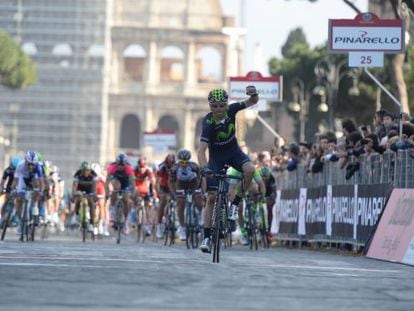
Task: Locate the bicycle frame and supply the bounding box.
[207,168,244,263]
[164,196,176,246]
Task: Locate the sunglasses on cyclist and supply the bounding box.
[178,160,189,164]
[210,103,226,109]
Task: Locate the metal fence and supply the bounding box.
[275,149,414,190]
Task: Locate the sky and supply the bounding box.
[219,0,369,75]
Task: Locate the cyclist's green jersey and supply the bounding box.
[226,167,262,185]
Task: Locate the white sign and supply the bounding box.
[229,81,281,101]
[348,51,384,67]
[143,131,176,152]
[331,27,403,52]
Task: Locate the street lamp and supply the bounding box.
[313,59,361,130]
[288,78,306,142]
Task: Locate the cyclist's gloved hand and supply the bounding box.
[200,166,213,176]
[70,195,75,203]
[246,85,258,97]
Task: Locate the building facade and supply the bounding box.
[0,0,243,180]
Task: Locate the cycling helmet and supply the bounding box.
[52,165,60,174]
[91,163,101,175]
[138,156,147,167]
[25,151,38,164]
[36,152,43,162]
[165,154,175,168]
[10,156,21,169]
[208,88,228,104]
[80,161,92,171]
[177,149,191,161]
[116,153,128,165]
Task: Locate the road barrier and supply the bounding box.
[271,150,414,250]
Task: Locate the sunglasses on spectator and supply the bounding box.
[210,103,226,108]
[178,160,188,164]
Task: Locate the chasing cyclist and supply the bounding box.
[105,153,136,235]
[155,154,175,239]
[169,149,203,241]
[11,151,45,233]
[0,156,21,228]
[71,161,98,233]
[197,86,259,252]
[134,156,156,236]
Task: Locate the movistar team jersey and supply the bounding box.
[200,102,246,153]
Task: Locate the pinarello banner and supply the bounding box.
[272,184,391,243]
[367,189,414,266]
[273,189,299,235]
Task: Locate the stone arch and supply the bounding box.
[122,44,146,81]
[22,42,37,55]
[160,46,184,82]
[157,114,180,149]
[196,46,222,83]
[194,117,204,150]
[120,114,141,149]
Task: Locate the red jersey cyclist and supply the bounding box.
[155,153,175,239]
[105,153,136,235]
[134,155,156,236]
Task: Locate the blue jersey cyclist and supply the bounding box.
[11,151,45,230]
[197,85,259,253]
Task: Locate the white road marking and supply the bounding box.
[0,255,399,273]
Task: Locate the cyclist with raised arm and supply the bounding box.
[197,86,259,252]
[105,153,135,235]
[155,153,175,239]
[71,161,98,233]
[11,151,44,234]
[0,156,21,228]
[170,149,203,241]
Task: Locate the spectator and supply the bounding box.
[373,109,387,140]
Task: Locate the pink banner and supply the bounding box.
[367,189,414,265]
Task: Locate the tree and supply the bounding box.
[0,31,36,89]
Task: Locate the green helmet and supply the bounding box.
[36,152,43,162]
[208,88,228,104]
[80,161,92,171]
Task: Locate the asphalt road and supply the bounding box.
[0,230,413,311]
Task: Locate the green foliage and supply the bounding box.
[0,31,36,89]
[267,0,411,141]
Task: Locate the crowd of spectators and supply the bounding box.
[249,109,414,181]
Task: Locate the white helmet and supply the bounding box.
[91,163,101,175]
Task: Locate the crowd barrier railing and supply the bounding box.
[271,149,413,250]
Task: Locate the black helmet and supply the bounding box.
[177,149,191,161]
[116,153,128,165]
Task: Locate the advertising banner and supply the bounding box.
[275,189,299,235]
[356,183,392,242]
[305,186,327,236]
[331,184,355,240]
[367,189,414,266]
